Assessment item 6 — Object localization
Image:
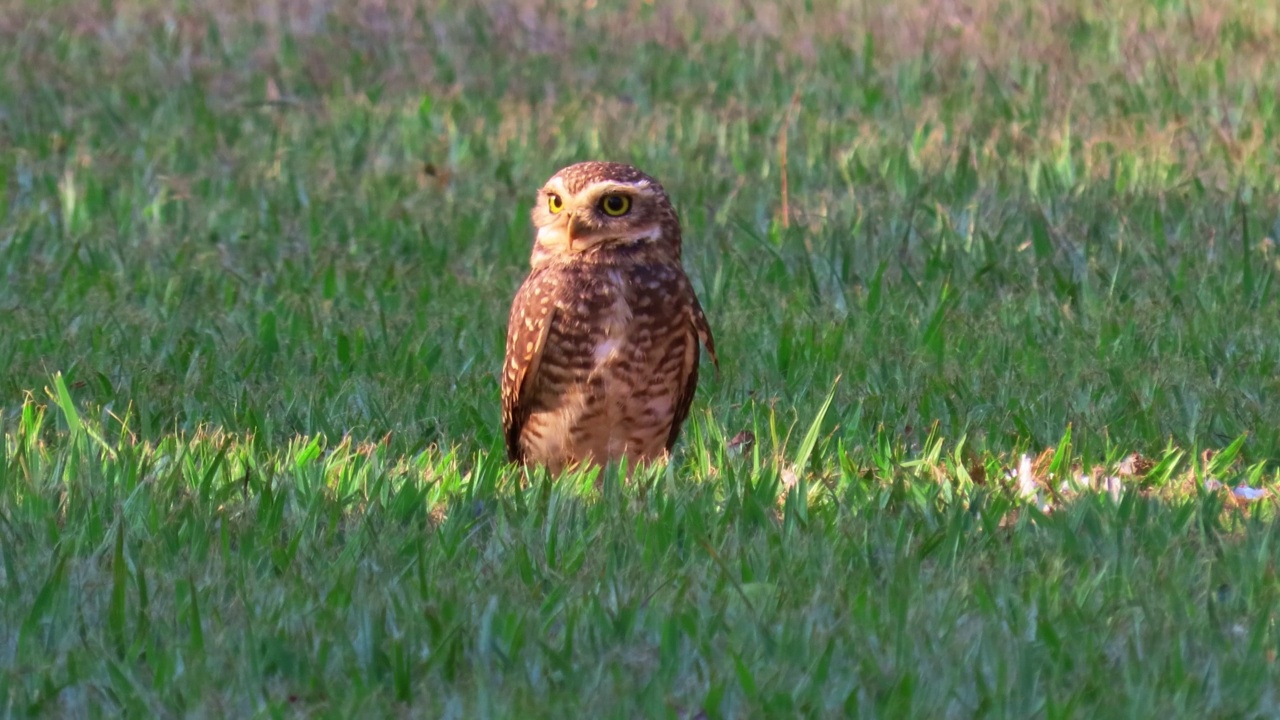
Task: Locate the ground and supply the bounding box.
[2,0,1280,716]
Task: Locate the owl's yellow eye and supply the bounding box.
[600,194,631,217]
[547,193,564,214]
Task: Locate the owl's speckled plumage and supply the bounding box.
[501,161,717,473]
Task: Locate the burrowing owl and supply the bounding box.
[501,161,717,474]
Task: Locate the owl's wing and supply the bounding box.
[665,294,718,452]
[689,296,718,370]
[501,272,557,463]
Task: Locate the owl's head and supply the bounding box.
[529,161,681,266]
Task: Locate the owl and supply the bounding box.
[501,161,717,474]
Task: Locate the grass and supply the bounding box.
[3,0,1280,715]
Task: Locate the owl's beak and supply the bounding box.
[565,213,587,250]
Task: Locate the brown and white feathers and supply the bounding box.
[500,161,717,473]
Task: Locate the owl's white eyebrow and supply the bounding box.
[542,178,570,196]
[578,180,653,196]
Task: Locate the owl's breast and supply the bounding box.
[520,262,696,469]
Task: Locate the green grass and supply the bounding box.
[3,0,1280,715]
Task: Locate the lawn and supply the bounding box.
[3,0,1280,716]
